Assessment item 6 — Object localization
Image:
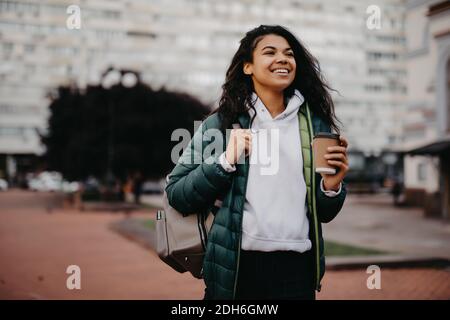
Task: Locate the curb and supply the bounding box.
[326,255,450,270]
[110,217,155,250]
[80,201,141,213]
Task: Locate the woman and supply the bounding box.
[166,25,348,300]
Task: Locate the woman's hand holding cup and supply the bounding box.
[321,136,349,191]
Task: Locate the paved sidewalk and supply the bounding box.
[322,193,450,260]
[1,190,449,300]
[0,190,204,299]
[317,267,450,300]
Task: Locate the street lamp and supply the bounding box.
[121,72,138,88]
[100,68,140,194]
[101,68,121,187]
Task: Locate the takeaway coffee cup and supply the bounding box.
[312,132,341,175]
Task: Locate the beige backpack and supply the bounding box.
[156,190,221,278]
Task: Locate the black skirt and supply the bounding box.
[234,249,316,300]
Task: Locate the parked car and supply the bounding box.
[141,180,164,194]
[80,176,101,201]
[62,181,80,193]
[0,178,8,191]
[28,171,63,192]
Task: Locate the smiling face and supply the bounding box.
[243,34,296,93]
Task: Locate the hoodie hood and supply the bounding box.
[248,89,305,124]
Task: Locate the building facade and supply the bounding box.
[402,0,450,219]
[0,0,407,183]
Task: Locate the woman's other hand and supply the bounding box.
[321,136,349,191]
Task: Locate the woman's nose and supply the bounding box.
[276,55,288,64]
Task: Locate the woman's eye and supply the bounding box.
[264,52,274,55]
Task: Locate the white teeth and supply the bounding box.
[273,69,289,74]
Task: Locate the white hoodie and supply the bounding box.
[218,90,341,253]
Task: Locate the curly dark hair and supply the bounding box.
[210,25,342,134]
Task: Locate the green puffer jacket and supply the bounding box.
[166,101,346,300]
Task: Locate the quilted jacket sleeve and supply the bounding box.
[165,117,234,215]
[315,173,347,223]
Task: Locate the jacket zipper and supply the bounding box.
[232,107,321,297]
[232,124,251,299]
[305,104,321,291]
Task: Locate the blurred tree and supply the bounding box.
[42,79,209,182]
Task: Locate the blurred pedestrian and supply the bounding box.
[123,176,134,202]
[132,172,143,205]
[391,177,403,206]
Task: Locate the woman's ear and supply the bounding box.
[243,63,253,76]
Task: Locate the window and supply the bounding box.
[0,104,15,114]
[388,135,395,144]
[418,163,426,181]
[367,51,398,61]
[348,153,365,171]
[0,126,24,137]
[25,44,35,53]
[3,42,13,54]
